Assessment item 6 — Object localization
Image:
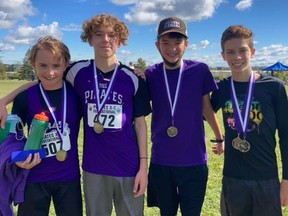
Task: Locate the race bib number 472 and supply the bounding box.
[87,103,122,129]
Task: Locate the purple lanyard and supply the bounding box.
[230,72,255,137]
[39,82,66,140]
[93,61,119,115]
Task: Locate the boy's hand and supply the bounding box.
[281,179,288,206]
[134,68,146,80]
[0,101,8,129]
[133,168,148,197]
[212,142,224,155]
[16,153,41,169]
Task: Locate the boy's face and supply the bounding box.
[33,48,67,90]
[156,34,188,68]
[89,24,121,59]
[221,38,255,75]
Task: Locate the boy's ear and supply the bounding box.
[221,52,226,61]
[184,39,188,48]
[155,41,160,50]
[251,48,256,58]
[88,38,92,46]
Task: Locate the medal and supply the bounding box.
[163,61,184,139]
[167,126,178,137]
[94,121,104,134]
[232,136,241,150]
[230,71,255,153]
[56,150,67,162]
[93,62,119,134]
[238,139,250,153]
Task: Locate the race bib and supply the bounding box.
[87,103,122,130]
[41,127,71,157]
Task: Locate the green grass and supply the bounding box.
[1,80,287,216]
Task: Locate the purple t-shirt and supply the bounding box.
[66,60,150,177]
[12,82,81,182]
[145,60,218,166]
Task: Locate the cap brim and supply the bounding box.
[158,30,188,39]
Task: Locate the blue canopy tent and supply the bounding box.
[262,62,288,76]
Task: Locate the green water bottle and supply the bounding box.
[24,112,49,150]
[0,114,22,143]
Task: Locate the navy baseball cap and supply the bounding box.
[157,17,188,39]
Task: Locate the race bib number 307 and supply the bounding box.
[87,103,122,129]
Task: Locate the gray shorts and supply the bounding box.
[83,171,144,216]
[221,176,282,216]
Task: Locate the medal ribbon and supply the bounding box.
[93,61,119,116]
[39,82,66,143]
[230,71,255,137]
[163,60,184,124]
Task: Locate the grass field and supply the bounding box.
[1,80,287,216]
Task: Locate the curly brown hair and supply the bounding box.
[221,25,254,52]
[80,14,129,46]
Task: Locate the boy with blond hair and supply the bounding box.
[9,36,82,216]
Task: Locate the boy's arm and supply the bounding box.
[203,93,224,155]
[276,82,288,206]
[133,116,148,197]
[281,180,288,206]
[0,80,37,128]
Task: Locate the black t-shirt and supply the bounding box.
[211,74,288,180]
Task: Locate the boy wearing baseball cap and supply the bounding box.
[145,17,224,215]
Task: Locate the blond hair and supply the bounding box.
[29,36,70,65]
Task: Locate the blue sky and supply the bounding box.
[0,0,287,68]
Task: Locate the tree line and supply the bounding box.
[0,49,148,81]
[1,50,288,84]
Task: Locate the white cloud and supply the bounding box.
[0,0,36,28]
[186,43,288,67]
[189,44,198,50]
[109,0,138,5]
[119,49,132,56]
[200,40,210,49]
[254,44,288,66]
[124,0,225,24]
[0,42,15,51]
[188,40,210,50]
[235,0,253,11]
[61,23,82,32]
[5,22,63,45]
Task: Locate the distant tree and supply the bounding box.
[19,48,35,80]
[136,58,147,71]
[0,58,7,80]
[274,72,288,85]
[128,61,135,69]
[5,64,16,72]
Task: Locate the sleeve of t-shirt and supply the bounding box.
[64,60,90,86]
[11,91,28,126]
[133,77,152,118]
[210,81,222,113]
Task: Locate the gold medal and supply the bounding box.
[238,139,250,153]
[94,121,104,134]
[167,126,178,137]
[232,136,241,150]
[56,150,67,162]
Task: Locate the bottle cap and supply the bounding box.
[34,112,49,122]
